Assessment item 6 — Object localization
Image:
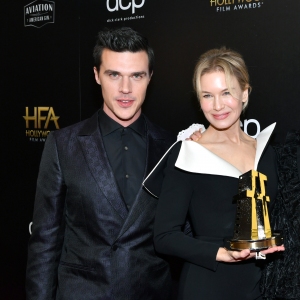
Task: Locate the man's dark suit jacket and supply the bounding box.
[26,111,175,300]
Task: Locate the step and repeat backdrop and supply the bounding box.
[2,0,300,298]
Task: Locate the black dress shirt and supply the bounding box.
[99,109,147,209]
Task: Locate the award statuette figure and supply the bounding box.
[227,170,283,253]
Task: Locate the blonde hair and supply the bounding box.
[193,47,251,110]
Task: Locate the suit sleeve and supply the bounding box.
[153,143,219,271]
[26,132,67,300]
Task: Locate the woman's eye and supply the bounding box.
[203,94,212,98]
[223,91,231,96]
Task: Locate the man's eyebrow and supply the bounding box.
[103,70,148,76]
[104,69,120,74]
[131,71,147,76]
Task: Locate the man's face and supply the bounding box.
[94,49,152,127]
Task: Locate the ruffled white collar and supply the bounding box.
[144,123,276,189]
[175,123,276,178]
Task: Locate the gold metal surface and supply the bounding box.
[229,232,283,251]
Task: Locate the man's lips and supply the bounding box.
[117,99,134,108]
[212,112,229,120]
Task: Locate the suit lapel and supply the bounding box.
[145,132,169,177]
[77,112,128,221]
[116,119,175,240]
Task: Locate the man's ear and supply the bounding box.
[93,67,101,85]
[149,71,153,82]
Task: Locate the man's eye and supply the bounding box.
[109,73,119,79]
[132,74,144,80]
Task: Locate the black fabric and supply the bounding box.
[261,131,300,300]
[26,110,176,300]
[153,142,278,300]
[99,110,146,208]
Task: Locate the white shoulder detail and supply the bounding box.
[175,123,276,177]
[177,124,206,141]
[175,141,241,178]
[143,123,276,194]
[254,123,276,170]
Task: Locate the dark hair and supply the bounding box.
[93,27,154,73]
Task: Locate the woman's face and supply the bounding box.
[199,71,248,130]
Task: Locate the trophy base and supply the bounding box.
[225,231,283,251]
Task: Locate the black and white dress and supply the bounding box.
[144,124,278,300]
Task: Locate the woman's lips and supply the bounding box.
[212,112,229,120]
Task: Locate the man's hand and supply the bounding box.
[187,130,203,141]
[177,124,205,141]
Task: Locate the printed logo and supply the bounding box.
[24,0,55,28]
[209,0,264,13]
[29,222,33,235]
[106,0,145,23]
[23,107,60,142]
[241,119,261,138]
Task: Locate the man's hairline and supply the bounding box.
[95,48,151,73]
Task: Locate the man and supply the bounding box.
[26,27,175,300]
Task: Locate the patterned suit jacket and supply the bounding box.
[26,111,175,300]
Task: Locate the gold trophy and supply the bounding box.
[226,170,283,252]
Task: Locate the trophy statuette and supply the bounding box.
[226,170,283,251]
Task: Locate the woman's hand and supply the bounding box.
[216,245,285,263]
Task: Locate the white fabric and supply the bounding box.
[143,123,276,194]
[254,123,276,170]
[177,123,206,141]
[176,141,242,178]
[175,123,276,178]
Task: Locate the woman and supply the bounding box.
[143,48,284,299]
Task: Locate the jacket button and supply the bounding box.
[112,245,118,251]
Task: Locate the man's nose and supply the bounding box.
[119,76,132,94]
